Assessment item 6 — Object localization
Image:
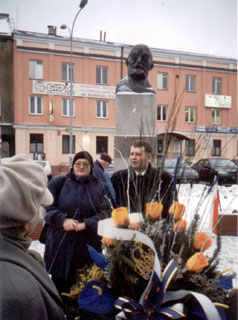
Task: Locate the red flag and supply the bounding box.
[212,189,220,234]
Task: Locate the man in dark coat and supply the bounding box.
[93,153,116,202]
[111,141,174,217]
[0,154,65,320]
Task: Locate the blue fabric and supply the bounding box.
[216,277,233,291]
[87,245,107,269]
[44,170,113,279]
[78,281,115,313]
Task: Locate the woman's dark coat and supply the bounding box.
[111,164,174,218]
[44,170,112,280]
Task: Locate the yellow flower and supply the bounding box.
[145,202,163,220]
[101,237,114,247]
[186,252,209,273]
[174,219,187,233]
[193,232,212,252]
[169,201,185,220]
[111,207,129,228]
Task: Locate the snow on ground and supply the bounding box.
[30,183,238,288]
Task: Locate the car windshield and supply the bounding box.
[164,158,190,168]
[209,159,236,168]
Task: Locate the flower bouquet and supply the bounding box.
[63,202,235,319]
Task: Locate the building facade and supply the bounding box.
[1,27,237,171]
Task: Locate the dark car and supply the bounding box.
[192,158,238,185]
[158,158,199,184]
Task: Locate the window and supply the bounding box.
[96,136,108,153]
[186,75,195,92]
[29,96,43,115]
[29,60,43,79]
[212,77,221,94]
[185,107,195,123]
[212,140,221,156]
[185,139,195,156]
[62,98,75,117]
[157,140,164,154]
[96,66,108,85]
[96,101,108,118]
[30,134,43,153]
[173,139,181,154]
[62,62,75,82]
[157,105,167,121]
[212,108,221,124]
[157,72,168,90]
[62,135,75,154]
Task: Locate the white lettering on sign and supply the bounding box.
[33,81,116,99]
[205,94,232,108]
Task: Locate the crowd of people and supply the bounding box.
[0,141,174,319]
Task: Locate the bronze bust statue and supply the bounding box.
[116,44,155,94]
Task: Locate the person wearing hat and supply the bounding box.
[0,154,65,320]
[93,153,116,202]
[43,151,113,318]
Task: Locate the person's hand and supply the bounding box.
[63,218,79,231]
[74,222,86,232]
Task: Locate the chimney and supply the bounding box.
[47,25,57,36]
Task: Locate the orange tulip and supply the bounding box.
[130,222,140,230]
[174,219,187,233]
[145,202,163,220]
[186,252,209,273]
[111,207,130,228]
[193,232,212,252]
[101,237,114,247]
[169,201,185,220]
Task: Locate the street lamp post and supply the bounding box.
[60,0,88,168]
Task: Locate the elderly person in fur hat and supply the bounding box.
[43,151,113,318]
[0,154,65,320]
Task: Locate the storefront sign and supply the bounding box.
[33,81,116,99]
[205,94,232,108]
[196,126,238,134]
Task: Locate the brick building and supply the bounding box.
[0,27,237,172]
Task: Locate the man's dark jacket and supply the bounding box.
[0,238,65,320]
[111,164,174,218]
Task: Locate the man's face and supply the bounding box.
[129,146,151,172]
[127,45,153,80]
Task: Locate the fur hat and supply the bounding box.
[0,154,53,229]
[72,151,94,169]
[100,153,112,164]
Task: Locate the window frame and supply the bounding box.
[212,77,222,94]
[29,96,43,115]
[185,106,195,123]
[157,72,168,90]
[212,139,221,156]
[62,98,75,117]
[185,139,195,156]
[62,62,75,82]
[96,100,108,119]
[62,135,76,154]
[96,66,108,85]
[185,74,195,92]
[29,60,43,79]
[212,108,221,124]
[96,136,108,154]
[29,133,43,153]
[157,104,168,122]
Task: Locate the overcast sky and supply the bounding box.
[0,0,237,59]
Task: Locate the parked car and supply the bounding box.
[33,160,53,181]
[158,158,199,184]
[192,158,238,185]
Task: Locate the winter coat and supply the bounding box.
[0,237,65,320]
[111,164,174,218]
[44,170,112,280]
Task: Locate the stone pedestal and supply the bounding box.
[114,93,157,170]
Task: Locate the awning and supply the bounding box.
[157,132,190,141]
